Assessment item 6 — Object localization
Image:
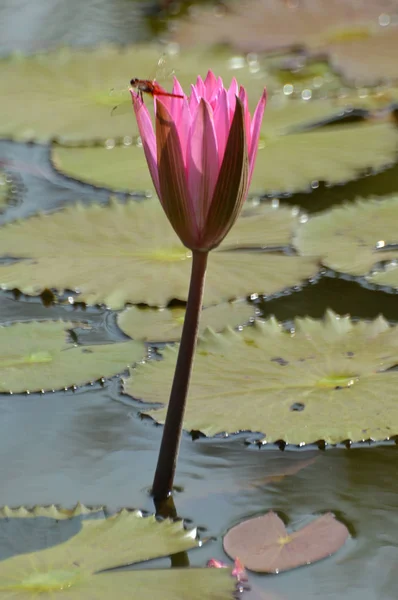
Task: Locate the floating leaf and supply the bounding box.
[0,510,235,599]
[223,511,349,573]
[294,195,398,284]
[52,120,398,195]
[0,199,318,308]
[0,321,144,393]
[0,44,276,145]
[117,302,256,343]
[0,503,102,520]
[171,0,391,53]
[329,28,398,85]
[252,121,398,193]
[124,311,398,444]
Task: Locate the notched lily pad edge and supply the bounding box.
[319,267,398,294]
[123,388,398,450]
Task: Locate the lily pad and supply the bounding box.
[329,28,398,85]
[0,503,102,520]
[171,0,392,53]
[252,121,398,193]
[52,120,398,195]
[0,43,276,145]
[294,195,398,284]
[223,511,349,573]
[123,310,398,444]
[117,302,256,343]
[0,321,144,393]
[0,510,235,599]
[0,199,319,308]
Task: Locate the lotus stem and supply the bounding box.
[152,249,208,502]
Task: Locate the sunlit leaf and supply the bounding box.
[52,120,398,195]
[0,199,318,308]
[252,121,398,193]
[171,0,390,54]
[0,510,235,599]
[223,511,349,573]
[0,321,144,393]
[0,44,276,145]
[0,503,102,520]
[294,195,398,285]
[329,27,398,85]
[124,310,398,444]
[118,302,256,343]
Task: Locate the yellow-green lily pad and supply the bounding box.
[294,195,398,286]
[0,321,144,393]
[123,311,398,444]
[0,43,277,145]
[0,198,319,308]
[50,98,379,194]
[0,510,234,600]
[117,301,256,343]
[0,503,103,520]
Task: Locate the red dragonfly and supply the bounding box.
[129,77,185,102]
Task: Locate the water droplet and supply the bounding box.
[299,214,309,224]
[283,83,294,96]
[271,198,280,208]
[105,139,115,150]
[228,56,246,70]
[376,240,386,249]
[301,89,312,101]
[311,180,319,189]
[123,136,132,146]
[379,13,391,26]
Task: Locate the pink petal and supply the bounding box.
[155,99,195,248]
[194,75,206,98]
[204,70,218,100]
[213,88,230,166]
[130,91,160,196]
[187,98,219,235]
[239,86,251,150]
[248,88,267,186]
[227,78,239,121]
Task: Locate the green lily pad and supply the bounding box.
[0,510,235,600]
[0,199,319,308]
[0,321,144,393]
[294,195,398,285]
[0,503,102,520]
[52,120,398,195]
[123,310,398,444]
[252,121,398,193]
[117,302,256,343]
[0,43,276,145]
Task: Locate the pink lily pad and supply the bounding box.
[223,511,349,573]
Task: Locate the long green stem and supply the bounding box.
[152,249,208,502]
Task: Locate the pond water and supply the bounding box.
[0,1,397,599]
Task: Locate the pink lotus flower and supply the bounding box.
[130,71,266,251]
[129,71,267,502]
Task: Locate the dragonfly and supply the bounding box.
[129,77,185,102]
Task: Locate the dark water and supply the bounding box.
[0,2,397,600]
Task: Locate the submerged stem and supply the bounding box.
[152,249,208,502]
